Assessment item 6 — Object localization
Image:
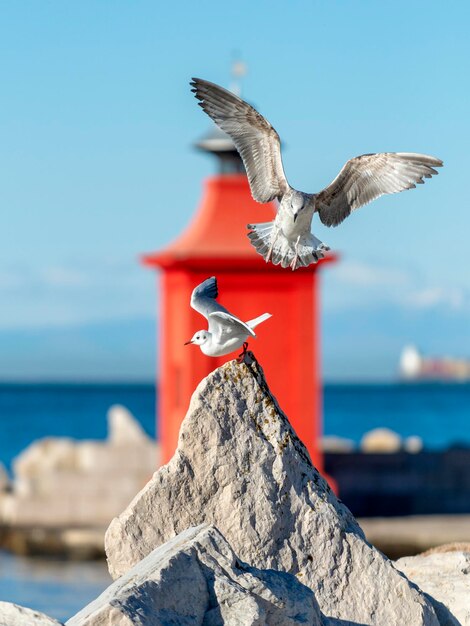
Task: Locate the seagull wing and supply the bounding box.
[190,276,230,320]
[191,78,289,204]
[208,311,256,344]
[316,152,443,227]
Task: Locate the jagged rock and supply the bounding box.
[396,550,470,626]
[360,427,402,453]
[68,524,320,626]
[0,601,63,625]
[106,359,439,626]
[107,404,150,445]
[0,405,159,553]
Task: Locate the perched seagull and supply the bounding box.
[191,78,443,270]
[185,276,271,358]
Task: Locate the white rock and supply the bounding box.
[0,601,62,626]
[14,439,78,496]
[76,440,156,475]
[105,359,439,626]
[107,404,151,446]
[360,427,402,453]
[396,550,470,626]
[0,406,159,531]
[68,524,320,626]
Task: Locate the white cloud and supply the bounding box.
[39,267,88,287]
[333,260,409,288]
[0,259,155,329]
[323,257,468,314]
[406,286,465,311]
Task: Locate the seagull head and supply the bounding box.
[184,330,210,347]
[291,193,305,222]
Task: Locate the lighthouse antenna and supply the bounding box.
[230,54,247,98]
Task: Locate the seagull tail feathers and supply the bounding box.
[246,312,272,330]
[247,222,330,271]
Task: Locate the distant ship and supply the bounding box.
[399,345,470,382]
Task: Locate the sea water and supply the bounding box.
[323,382,470,448]
[0,550,111,622]
[0,383,156,472]
[0,382,469,619]
[1,383,470,472]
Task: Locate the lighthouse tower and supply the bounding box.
[142,91,334,469]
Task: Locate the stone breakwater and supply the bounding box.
[1,358,469,625]
[0,405,159,558]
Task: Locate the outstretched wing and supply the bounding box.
[190,276,230,320]
[316,152,443,227]
[208,311,256,344]
[191,78,289,204]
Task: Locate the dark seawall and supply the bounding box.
[325,447,470,518]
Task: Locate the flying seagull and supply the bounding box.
[191,78,443,270]
[185,276,271,358]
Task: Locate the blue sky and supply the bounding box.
[0,1,468,380]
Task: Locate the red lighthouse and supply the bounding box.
[142,122,334,469]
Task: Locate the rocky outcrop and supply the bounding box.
[107,404,152,446]
[0,602,63,626]
[68,524,320,626]
[105,358,439,626]
[396,550,470,626]
[0,405,158,556]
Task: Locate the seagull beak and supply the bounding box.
[293,213,298,223]
[184,340,194,345]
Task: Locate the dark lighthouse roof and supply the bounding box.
[194,124,245,175]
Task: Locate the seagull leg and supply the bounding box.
[266,226,280,264]
[290,236,301,271]
[236,342,249,364]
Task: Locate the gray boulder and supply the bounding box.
[68,524,320,626]
[0,602,63,626]
[105,358,439,625]
[396,549,470,625]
